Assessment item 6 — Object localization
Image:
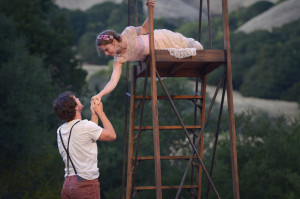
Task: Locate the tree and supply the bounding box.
[0,0,88,197]
[0,0,86,91]
[0,13,64,198]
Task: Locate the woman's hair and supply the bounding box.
[53,91,77,122]
[96,30,122,46]
[96,30,122,57]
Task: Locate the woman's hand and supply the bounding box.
[92,93,102,105]
[146,0,155,7]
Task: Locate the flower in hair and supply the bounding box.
[97,34,113,40]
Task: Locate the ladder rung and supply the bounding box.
[134,155,198,161]
[134,125,201,130]
[135,185,199,190]
[135,95,203,100]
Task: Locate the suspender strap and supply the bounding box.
[59,120,81,175]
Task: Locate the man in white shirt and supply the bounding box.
[53,91,116,199]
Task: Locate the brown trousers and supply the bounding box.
[61,175,100,199]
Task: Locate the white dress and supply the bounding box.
[114,26,203,64]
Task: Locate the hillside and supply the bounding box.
[55,0,300,33]
[55,0,300,32]
[55,0,278,19]
[55,0,122,10]
[238,0,300,33]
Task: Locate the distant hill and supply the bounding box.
[237,0,300,33]
[55,0,300,33]
[55,0,278,18]
[55,0,122,10]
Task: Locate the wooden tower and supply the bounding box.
[122,0,240,198]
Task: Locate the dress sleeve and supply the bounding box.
[123,26,140,36]
[114,26,140,63]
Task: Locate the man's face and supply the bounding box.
[73,95,84,113]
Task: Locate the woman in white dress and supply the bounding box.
[92,0,203,103]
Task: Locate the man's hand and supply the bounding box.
[90,100,98,124]
[93,101,104,116]
[90,100,96,115]
[92,100,116,142]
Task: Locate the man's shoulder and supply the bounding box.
[79,119,95,125]
[79,119,101,129]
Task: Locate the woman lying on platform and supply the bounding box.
[92,0,203,103]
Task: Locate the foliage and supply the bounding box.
[0,0,87,197]
[204,112,300,198]
[240,34,300,100]
[229,1,274,30]
[175,1,300,102]
[0,0,87,91]
[61,9,88,43]
[77,31,103,64]
[0,13,63,198]
[233,18,300,102]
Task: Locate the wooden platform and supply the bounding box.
[136,50,226,78]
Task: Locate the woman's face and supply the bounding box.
[99,43,116,57]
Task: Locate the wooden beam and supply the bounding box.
[155,50,226,63]
[134,125,201,130]
[222,0,240,198]
[134,155,199,161]
[135,185,199,190]
[135,95,203,100]
[148,3,162,199]
[169,62,187,74]
[126,67,137,199]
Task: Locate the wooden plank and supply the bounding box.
[169,62,187,75]
[134,155,198,161]
[135,95,203,100]
[155,50,226,63]
[136,50,226,78]
[134,125,202,130]
[135,185,199,190]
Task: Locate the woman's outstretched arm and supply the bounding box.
[140,0,155,34]
[92,61,123,103]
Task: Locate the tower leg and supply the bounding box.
[150,59,162,199]
[126,66,137,199]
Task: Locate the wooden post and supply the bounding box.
[126,66,137,199]
[148,2,163,199]
[197,76,207,199]
[222,0,240,198]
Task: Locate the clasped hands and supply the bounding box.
[90,96,103,116]
[91,93,102,105]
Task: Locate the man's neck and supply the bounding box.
[73,111,82,120]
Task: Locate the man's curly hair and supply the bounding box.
[53,91,77,122]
